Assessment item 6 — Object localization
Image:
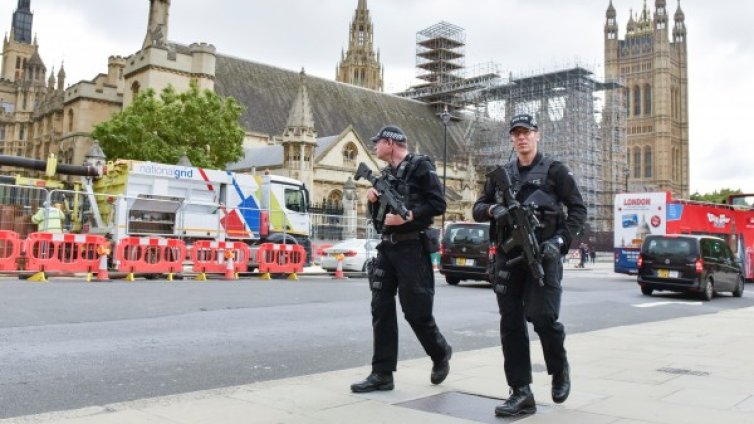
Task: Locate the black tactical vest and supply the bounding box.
[500,155,563,241]
[385,153,430,210]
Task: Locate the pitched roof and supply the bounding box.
[213,54,492,161]
[228,134,341,171]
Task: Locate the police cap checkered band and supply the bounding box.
[369,125,407,143]
[509,114,538,133]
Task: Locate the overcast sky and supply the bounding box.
[2,0,752,195]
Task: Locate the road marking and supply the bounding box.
[632,301,703,308]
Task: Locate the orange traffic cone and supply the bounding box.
[224,250,236,280]
[333,253,347,279]
[96,245,110,282]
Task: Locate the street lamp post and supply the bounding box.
[624,167,630,192]
[440,106,452,231]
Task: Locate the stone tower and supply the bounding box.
[604,0,689,197]
[124,0,215,107]
[336,0,383,91]
[1,0,37,82]
[143,0,171,48]
[281,69,318,191]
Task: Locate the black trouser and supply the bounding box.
[369,239,450,374]
[494,251,566,387]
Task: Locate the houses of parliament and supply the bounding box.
[0,0,690,226]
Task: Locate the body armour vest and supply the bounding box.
[500,155,563,242]
[384,153,430,211]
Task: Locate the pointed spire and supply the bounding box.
[336,0,383,91]
[606,0,616,19]
[48,66,56,86]
[674,0,685,21]
[282,68,317,142]
[626,9,636,33]
[57,62,66,91]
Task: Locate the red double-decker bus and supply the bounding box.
[614,192,754,281]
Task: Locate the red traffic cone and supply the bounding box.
[224,250,237,280]
[97,253,110,282]
[333,254,347,279]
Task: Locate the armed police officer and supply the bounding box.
[350,125,452,393]
[473,114,586,417]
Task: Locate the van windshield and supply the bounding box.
[643,237,698,258]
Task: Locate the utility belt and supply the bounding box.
[381,231,422,244]
[380,228,440,253]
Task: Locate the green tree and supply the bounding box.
[689,188,742,204]
[92,81,245,169]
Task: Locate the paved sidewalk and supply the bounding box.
[4,304,753,423]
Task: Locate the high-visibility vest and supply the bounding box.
[31,207,65,233]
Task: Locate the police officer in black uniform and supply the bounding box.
[473,114,586,417]
[350,125,452,393]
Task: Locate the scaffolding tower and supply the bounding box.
[464,66,626,234]
[399,22,501,115]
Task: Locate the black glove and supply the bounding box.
[540,235,565,262]
[489,205,508,221]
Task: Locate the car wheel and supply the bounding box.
[701,277,714,301]
[362,260,372,278]
[445,276,460,285]
[732,275,744,298]
[641,286,653,296]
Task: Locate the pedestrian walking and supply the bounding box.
[350,125,452,393]
[473,113,586,417]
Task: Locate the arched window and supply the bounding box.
[67,109,74,132]
[342,142,357,164]
[644,84,652,115]
[633,147,641,178]
[131,81,140,98]
[633,85,641,116]
[327,190,342,207]
[644,146,652,178]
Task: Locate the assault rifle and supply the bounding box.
[354,162,410,233]
[487,166,545,287]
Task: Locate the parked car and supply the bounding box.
[320,238,380,275]
[637,234,745,300]
[439,222,491,285]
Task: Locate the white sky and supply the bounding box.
[2,0,752,195]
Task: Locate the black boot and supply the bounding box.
[430,346,452,385]
[494,385,536,417]
[350,372,394,393]
[552,363,570,404]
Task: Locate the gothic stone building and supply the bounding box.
[604,0,689,197]
[1,0,485,222]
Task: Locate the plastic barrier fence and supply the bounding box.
[256,243,306,274]
[115,237,187,274]
[190,240,250,274]
[0,230,22,271]
[24,232,108,273]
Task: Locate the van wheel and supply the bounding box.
[701,277,714,301]
[641,286,653,296]
[446,276,460,285]
[732,275,744,298]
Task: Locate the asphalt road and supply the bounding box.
[1,266,753,418]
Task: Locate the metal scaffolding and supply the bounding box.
[400,22,500,114]
[462,66,626,233]
[396,22,627,235]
